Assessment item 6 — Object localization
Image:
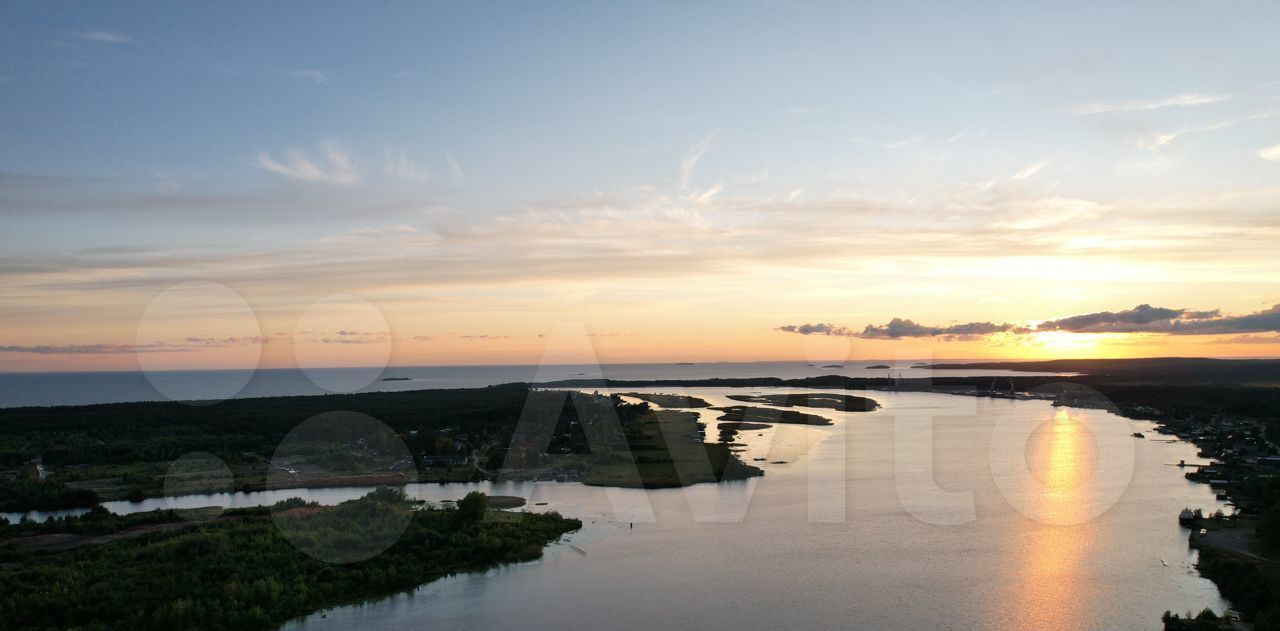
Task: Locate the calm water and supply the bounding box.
[0,361,1065,408]
[5,388,1227,630]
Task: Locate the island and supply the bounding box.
[725,393,880,412]
[616,392,713,408]
[866,364,891,369]
[0,490,579,630]
[713,405,832,426]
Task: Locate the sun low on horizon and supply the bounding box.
[3,2,1280,373]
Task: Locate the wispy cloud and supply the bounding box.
[446,153,464,181]
[884,135,926,150]
[680,132,716,188]
[0,342,184,355]
[1139,110,1279,152]
[1070,92,1232,116]
[256,141,358,184]
[1258,142,1280,161]
[184,336,272,346]
[693,183,724,205]
[318,336,388,344]
[1010,160,1049,182]
[946,127,975,144]
[74,31,131,44]
[1215,334,1280,344]
[384,149,427,181]
[286,69,329,84]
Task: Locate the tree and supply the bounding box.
[457,491,488,522]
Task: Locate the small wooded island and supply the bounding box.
[725,393,880,412]
[0,489,579,630]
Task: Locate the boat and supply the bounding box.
[1178,508,1195,526]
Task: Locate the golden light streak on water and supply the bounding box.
[1000,408,1099,629]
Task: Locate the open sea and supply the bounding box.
[0,361,1064,408]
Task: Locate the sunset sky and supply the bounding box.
[3,2,1280,372]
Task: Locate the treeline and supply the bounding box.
[0,478,98,512]
[0,504,184,538]
[0,490,580,631]
[0,385,536,469]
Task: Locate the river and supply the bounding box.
[4,387,1229,629]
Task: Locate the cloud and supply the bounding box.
[74,31,131,44]
[995,197,1107,230]
[1011,161,1049,182]
[1214,334,1280,344]
[1036,304,1192,333]
[777,303,1280,342]
[946,127,974,144]
[318,337,385,344]
[7,161,1280,338]
[1142,112,1280,153]
[384,149,427,181]
[1071,92,1233,116]
[680,132,716,187]
[1039,303,1280,335]
[287,69,329,84]
[0,343,186,355]
[256,141,358,184]
[858,319,1024,340]
[446,153,464,181]
[884,135,925,150]
[776,323,857,336]
[777,320,1024,340]
[1258,143,1280,161]
[459,334,510,340]
[0,336,276,355]
[184,336,271,346]
[693,183,724,205]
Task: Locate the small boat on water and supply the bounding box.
[1178,508,1195,526]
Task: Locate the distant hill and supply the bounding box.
[926,357,1280,386]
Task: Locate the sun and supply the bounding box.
[1031,331,1099,353]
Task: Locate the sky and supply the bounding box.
[2,1,1280,372]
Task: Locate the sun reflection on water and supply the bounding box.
[1001,408,1098,629]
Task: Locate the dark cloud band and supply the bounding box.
[777,303,1280,340]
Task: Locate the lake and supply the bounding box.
[5,387,1227,630]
